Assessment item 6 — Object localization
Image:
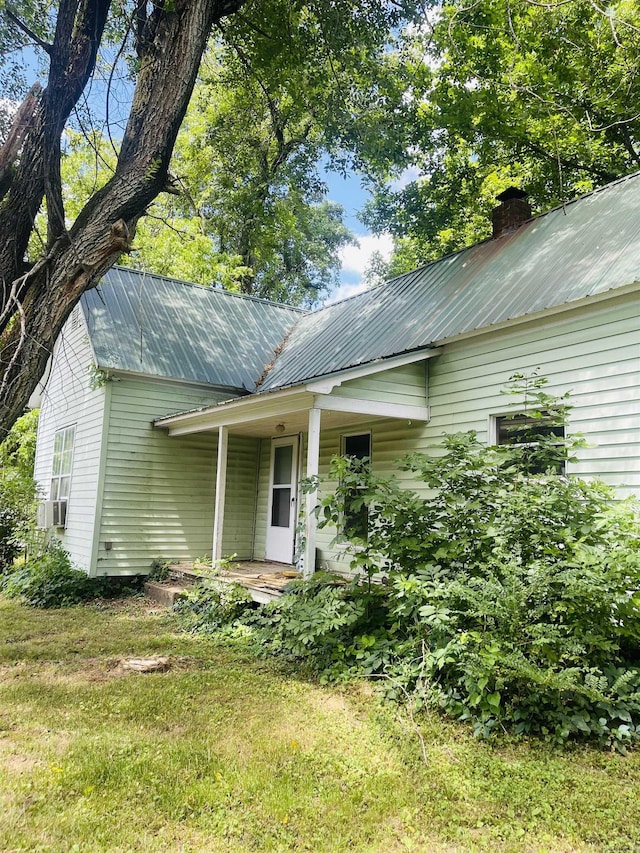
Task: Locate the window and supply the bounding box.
[494,414,566,474]
[341,432,371,539]
[51,426,75,501]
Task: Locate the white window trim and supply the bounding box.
[489,411,567,445]
[488,412,511,446]
[50,424,76,502]
[340,430,372,461]
[489,411,567,474]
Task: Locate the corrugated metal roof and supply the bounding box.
[260,172,640,390]
[81,268,303,390]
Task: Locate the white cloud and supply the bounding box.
[327,232,394,304]
[389,164,422,192]
[328,280,370,303]
[339,232,394,277]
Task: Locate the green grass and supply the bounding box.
[1,597,640,852]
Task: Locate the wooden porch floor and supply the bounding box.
[169,560,301,603]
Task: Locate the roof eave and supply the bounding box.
[154,347,442,435]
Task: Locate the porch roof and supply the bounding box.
[154,349,436,437]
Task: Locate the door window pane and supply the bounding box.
[273,444,293,485]
[271,488,292,527]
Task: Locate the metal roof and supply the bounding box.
[260,171,640,390]
[82,172,640,398]
[81,268,303,391]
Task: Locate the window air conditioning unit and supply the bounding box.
[37,501,53,529]
[37,500,68,529]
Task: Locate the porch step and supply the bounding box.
[163,560,301,604]
[168,561,211,581]
[144,580,191,607]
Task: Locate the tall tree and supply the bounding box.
[0,0,248,435]
[131,50,355,305]
[363,0,640,275]
[0,0,419,434]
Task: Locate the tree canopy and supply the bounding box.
[2,0,639,433]
[129,45,357,305]
[363,0,640,275]
[0,0,420,435]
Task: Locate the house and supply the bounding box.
[33,175,640,580]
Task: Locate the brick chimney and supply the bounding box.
[492,187,531,239]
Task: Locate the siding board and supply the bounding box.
[97,379,224,575]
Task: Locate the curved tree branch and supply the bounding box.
[5,8,53,54]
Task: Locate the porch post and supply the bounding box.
[212,425,228,562]
[303,407,321,577]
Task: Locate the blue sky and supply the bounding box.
[8,44,395,304]
[323,168,393,303]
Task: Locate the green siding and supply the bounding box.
[330,362,427,406]
[221,435,260,559]
[33,313,106,573]
[313,294,640,573]
[252,439,270,561]
[427,293,640,494]
[97,378,225,575]
[314,419,425,574]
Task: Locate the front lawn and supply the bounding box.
[1,597,639,852]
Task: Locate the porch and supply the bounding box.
[154,352,435,579]
[145,560,301,606]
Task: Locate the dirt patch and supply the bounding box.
[1,655,201,688]
[0,738,41,775]
[90,597,163,615]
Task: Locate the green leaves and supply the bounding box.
[0,410,38,571]
[305,374,640,746]
[363,0,640,272]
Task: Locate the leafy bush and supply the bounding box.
[258,375,640,748]
[174,577,253,633]
[171,374,640,748]
[148,558,171,582]
[0,473,36,571]
[0,411,38,572]
[248,572,397,680]
[2,540,95,607]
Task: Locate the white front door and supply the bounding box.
[265,436,299,563]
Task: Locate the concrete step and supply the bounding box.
[144,580,191,607]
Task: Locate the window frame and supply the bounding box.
[50,425,76,503]
[489,411,567,474]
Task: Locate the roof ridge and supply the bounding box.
[109,265,307,313]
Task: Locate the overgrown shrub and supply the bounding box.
[255,375,640,748]
[0,411,38,572]
[174,577,253,633]
[248,572,397,678]
[2,540,94,607]
[0,473,36,571]
[176,374,640,748]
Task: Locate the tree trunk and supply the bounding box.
[0,0,246,437]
